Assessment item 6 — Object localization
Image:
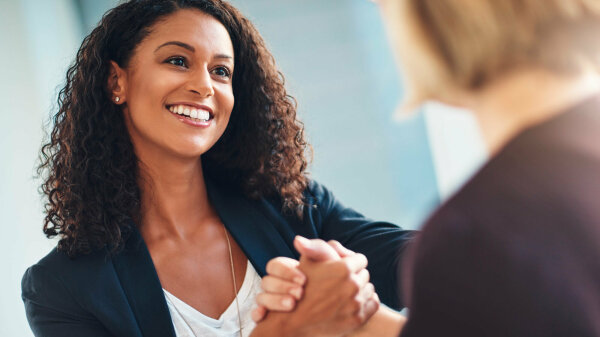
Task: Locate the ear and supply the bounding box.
[108,60,128,105]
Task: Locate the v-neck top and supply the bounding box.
[163,260,262,337]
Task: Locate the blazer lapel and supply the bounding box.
[206,179,297,276]
[112,227,176,337]
[110,179,295,336]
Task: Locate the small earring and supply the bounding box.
[115,97,120,103]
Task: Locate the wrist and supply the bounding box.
[251,312,304,337]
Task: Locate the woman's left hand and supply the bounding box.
[252,256,307,322]
[252,238,374,323]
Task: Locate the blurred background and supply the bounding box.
[0,0,486,335]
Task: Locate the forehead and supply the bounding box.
[140,8,234,55]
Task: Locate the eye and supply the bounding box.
[211,66,231,78]
[165,56,188,68]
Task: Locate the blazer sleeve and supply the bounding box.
[307,181,415,310]
[22,264,114,337]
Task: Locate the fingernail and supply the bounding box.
[295,236,311,247]
[293,275,306,285]
[290,287,302,299]
[282,297,294,308]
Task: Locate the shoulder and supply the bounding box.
[303,179,362,218]
[403,120,600,335]
[22,247,112,308]
[304,179,330,199]
[410,104,600,278]
[25,246,111,278]
[438,97,600,226]
[257,179,354,223]
[304,179,334,211]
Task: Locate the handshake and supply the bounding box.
[249,237,403,337]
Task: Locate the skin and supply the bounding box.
[109,8,246,319]
[254,0,600,336]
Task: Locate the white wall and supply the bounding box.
[0,1,81,336]
[423,103,488,200]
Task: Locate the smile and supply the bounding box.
[166,104,213,122]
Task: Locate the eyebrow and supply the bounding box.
[154,41,234,60]
[155,41,195,52]
[214,54,233,60]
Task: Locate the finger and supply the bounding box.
[338,286,379,326]
[372,292,380,305]
[342,253,368,273]
[337,281,373,316]
[255,292,297,312]
[355,269,370,288]
[261,276,304,299]
[327,240,356,257]
[265,257,306,285]
[294,236,340,262]
[359,282,375,304]
[361,297,380,322]
[251,305,267,323]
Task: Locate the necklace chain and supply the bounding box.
[224,226,244,337]
[165,225,243,337]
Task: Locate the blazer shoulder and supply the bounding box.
[21,253,89,322]
[29,246,110,274]
[305,179,337,210]
[23,248,74,291]
[22,247,112,305]
[22,248,128,337]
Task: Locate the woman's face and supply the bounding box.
[113,9,235,161]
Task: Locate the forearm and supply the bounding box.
[347,306,405,337]
[249,315,282,337]
[249,312,303,337]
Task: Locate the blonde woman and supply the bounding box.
[251,0,600,336]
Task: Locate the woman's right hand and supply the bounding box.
[252,237,378,325]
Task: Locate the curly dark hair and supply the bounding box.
[39,0,310,258]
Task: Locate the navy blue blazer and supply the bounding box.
[22,179,413,337]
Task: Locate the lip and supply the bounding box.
[165,102,214,128]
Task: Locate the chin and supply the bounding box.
[168,142,214,160]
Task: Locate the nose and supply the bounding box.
[186,67,214,97]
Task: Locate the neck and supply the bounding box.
[136,150,213,240]
[469,68,600,155]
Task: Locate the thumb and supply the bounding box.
[294,236,340,262]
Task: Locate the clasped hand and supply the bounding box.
[250,237,380,337]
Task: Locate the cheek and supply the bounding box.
[217,86,235,124]
[224,91,235,118]
[128,70,174,108]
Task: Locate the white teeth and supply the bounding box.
[169,105,211,121]
[198,110,209,120]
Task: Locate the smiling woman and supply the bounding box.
[21,1,413,337]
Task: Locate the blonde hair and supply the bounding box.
[396,0,600,106]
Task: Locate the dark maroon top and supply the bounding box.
[400,95,600,337]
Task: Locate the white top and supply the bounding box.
[164,260,262,337]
